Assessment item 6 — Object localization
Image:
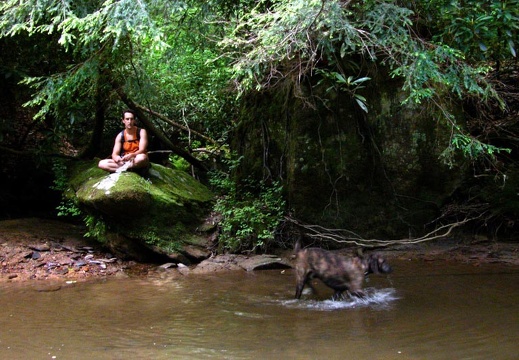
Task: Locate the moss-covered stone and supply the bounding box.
[68,160,214,260]
[233,66,467,239]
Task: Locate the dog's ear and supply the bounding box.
[294,239,301,254]
[370,255,380,274]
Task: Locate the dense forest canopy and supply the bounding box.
[1,0,518,251]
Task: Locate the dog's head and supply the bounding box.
[365,254,392,275]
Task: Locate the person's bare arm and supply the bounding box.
[136,128,148,154]
[111,132,124,162]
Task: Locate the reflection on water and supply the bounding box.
[1,260,518,359]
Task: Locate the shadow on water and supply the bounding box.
[1,260,518,359]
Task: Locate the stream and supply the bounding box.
[1,260,518,359]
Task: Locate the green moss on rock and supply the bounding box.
[68,160,214,258]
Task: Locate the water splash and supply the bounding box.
[281,288,399,311]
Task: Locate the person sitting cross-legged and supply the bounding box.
[98,109,150,173]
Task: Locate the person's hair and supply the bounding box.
[121,109,137,119]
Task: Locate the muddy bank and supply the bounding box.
[0,218,151,282]
[1,218,518,283]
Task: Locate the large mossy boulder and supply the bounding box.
[67,160,215,262]
[234,70,467,239]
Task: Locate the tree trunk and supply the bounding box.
[82,79,106,159]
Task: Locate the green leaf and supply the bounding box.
[351,77,371,85]
[355,97,368,113]
[334,72,346,83]
[508,39,516,57]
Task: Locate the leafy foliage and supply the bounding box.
[0,0,233,155]
[218,0,510,163]
[51,159,82,217]
[209,156,286,253]
[440,134,512,168]
[84,214,107,241]
[219,0,366,92]
[427,0,518,63]
[316,71,371,112]
[2,0,512,167]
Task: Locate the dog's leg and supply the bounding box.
[347,273,366,299]
[349,290,366,298]
[295,269,313,299]
[295,281,305,299]
[295,271,307,299]
[332,291,344,301]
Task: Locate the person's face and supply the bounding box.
[122,112,136,128]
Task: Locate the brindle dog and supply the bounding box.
[294,241,392,300]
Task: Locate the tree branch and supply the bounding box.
[134,104,219,146]
[285,215,481,248]
[106,76,207,171]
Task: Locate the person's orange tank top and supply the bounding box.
[121,129,140,155]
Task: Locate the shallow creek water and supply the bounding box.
[1,260,518,359]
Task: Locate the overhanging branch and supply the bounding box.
[107,76,207,171]
[134,104,219,146]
